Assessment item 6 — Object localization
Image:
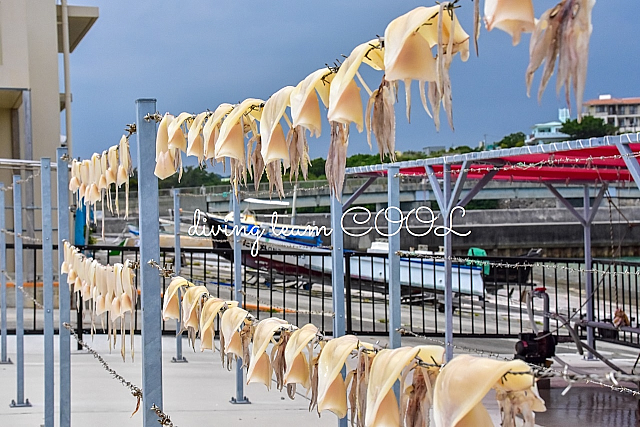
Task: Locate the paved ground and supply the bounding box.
[0,335,639,426]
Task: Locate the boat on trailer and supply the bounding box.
[205,213,485,297]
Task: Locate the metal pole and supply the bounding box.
[230,192,249,404]
[41,158,54,427]
[56,147,71,427]
[10,175,30,407]
[387,166,401,349]
[61,0,74,157]
[583,185,595,358]
[171,189,186,363]
[136,98,163,426]
[291,183,298,225]
[0,183,11,364]
[330,191,347,427]
[442,163,454,362]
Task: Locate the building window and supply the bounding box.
[618,106,626,115]
[596,105,605,113]
[629,105,638,114]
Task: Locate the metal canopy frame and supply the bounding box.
[339,134,640,360]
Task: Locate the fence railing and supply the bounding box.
[4,244,640,349]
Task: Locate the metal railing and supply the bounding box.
[4,244,640,349]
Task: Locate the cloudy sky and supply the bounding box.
[64,0,640,169]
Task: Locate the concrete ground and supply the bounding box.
[0,335,639,427]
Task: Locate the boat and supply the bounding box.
[205,212,485,297]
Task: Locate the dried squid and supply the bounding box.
[525,0,595,121]
[484,0,535,46]
[316,335,360,418]
[216,98,263,192]
[326,39,384,198]
[289,68,335,181]
[247,317,289,389]
[383,4,469,131]
[433,355,546,427]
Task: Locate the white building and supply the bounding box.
[584,94,640,133]
[524,109,570,145]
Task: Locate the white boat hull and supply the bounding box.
[236,234,485,296]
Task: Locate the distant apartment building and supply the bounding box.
[524,108,570,145]
[0,2,97,184]
[584,94,640,133]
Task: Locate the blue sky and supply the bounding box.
[64,0,640,169]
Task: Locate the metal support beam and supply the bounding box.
[448,160,469,212]
[583,186,595,358]
[135,98,163,426]
[442,164,453,362]
[425,165,445,209]
[457,169,499,208]
[545,182,607,360]
[230,192,249,404]
[615,139,640,189]
[387,166,401,349]
[10,175,30,407]
[342,176,377,212]
[0,183,10,364]
[171,189,186,363]
[330,190,348,427]
[41,158,54,427]
[56,147,71,427]
[544,182,585,225]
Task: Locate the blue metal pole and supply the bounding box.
[10,175,30,407]
[135,98,163,427]
[172,189,186,363]
[387,166,401,349]
[56,147,71,427]
[230,191,249,404]
[41,158,54,427]
[442,163,454,362]
[0,183,10,364]
[330,191,347,427]
[583,185,595,359]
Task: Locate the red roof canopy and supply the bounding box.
[346,139,640,185]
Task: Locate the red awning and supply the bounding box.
[355,143,640,184]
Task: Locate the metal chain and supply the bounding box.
[63,322,144,416]
[63,322,177,424]
[0,228,43,244]
[396,251,640,278]
[0,168,42,192]
[1,269,45,310]
[16,284,44,310]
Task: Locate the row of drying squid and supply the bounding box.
[153,0,594,199]
[61,241,137,361]
[162,276,546,427]
[68,135,133,238]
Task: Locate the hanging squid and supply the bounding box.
[215,98,264,193]
[525,0,595,122]
[260,85,296,197]
[289,68,335,182]
[484,0,535,46]
[383,4,470,132]
[433,355,546,427]
[326,39,384,198]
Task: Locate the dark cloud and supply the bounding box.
[67,0,640,167]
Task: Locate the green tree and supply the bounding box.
[559,116,618,140]
[157,166,223,189]
[495,132,526,149]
